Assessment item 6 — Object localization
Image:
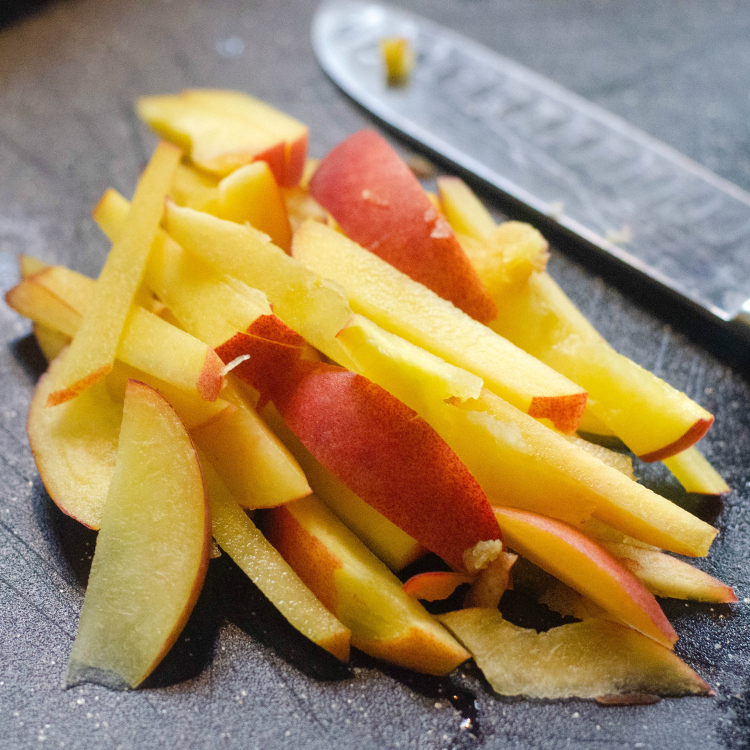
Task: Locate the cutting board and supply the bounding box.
[1,1,749,748]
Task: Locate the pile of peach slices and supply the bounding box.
[6,89,736,699]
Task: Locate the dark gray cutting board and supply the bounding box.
[1,1,750,748]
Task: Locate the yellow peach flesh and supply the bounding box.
[66,380,209,689]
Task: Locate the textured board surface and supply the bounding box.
[1,1,750,749]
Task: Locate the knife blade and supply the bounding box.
[312,0,750,333]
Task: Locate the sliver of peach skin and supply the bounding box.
[527,391,588,435]
[638,416,714,462]
[403,572,474,602]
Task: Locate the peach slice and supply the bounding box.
[7,271,223,403]
[336,314,716,554]
[137,94,286,183]
[663,446,730,495]
[27,347,122,530]
[93,187,273,349]
[48,141,181,406]
[25,264,93,314]
[33,322,70,361]
[213,314,310,405]
[163,203,353,365]
[293,219,587,433]
[439,609,711,699]
[261,401,425,572]
[190,380,311,510]
[403,572,473,602]
[493,506,676,648]
[118,306,223,401]
[263,495,470,675]
[283,172,329,233]
[217,312,500,570]
[105,362,231,431]
[564,434,635,479]
[19,253,49,278]
[180,89,309,187]
[440,177,715,459]
[438,177,551,290]
[577,518,659,550]
[202,456,349,660]
[6,275,81,338]
[337,314,483,404]
[464,551,518,609]
[380,37,415,86]
[215,161,293,251]
[66,380,210,689]
[254,354,501,573]
[488,270,714,460]
[469,391,717,556]
[457,222,550,297]
[309,130,496,323]
[577,408,617,436]
[169,162,220,211]
[599,542,737,603]
[436,176,496,241]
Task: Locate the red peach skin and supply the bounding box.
[309,130,497,323]
[220,314,502,572]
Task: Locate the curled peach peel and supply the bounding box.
[439,609,712,699]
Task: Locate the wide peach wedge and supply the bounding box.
[66,380,210,689]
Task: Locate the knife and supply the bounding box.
[312,0,750,334]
